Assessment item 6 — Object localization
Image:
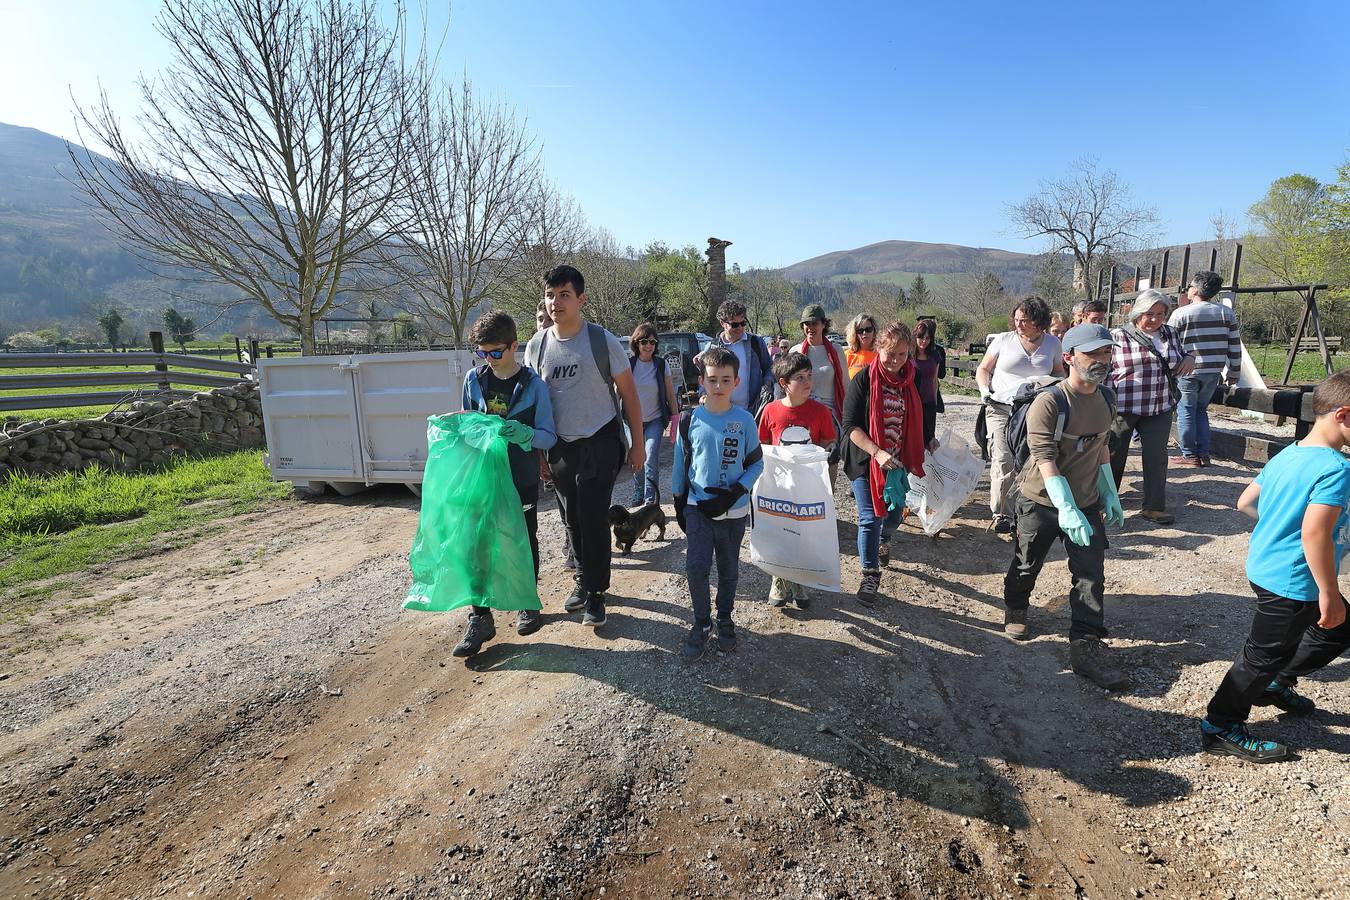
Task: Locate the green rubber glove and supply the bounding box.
[1044,475,1093,547]
[1096,463,1124,527]
[883,467,910,511]
[500,419,534,450]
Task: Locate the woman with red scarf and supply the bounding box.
[842,321,929,605]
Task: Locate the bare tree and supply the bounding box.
[497,187,588,328]
[1211,209,1240,281]
[389,76,547,344]
[70,0,416,355]
[571,228,646,333]
[961,270,1007,322]
[1008,158,1159,301]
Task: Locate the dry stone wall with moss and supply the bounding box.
[0,381,264,478]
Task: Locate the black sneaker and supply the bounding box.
[582,592,606,627]
[857,570,880,607]
[993,515,1013,534]
[564,582,587,613]
[682,622,711,660]
[515,608,542,636]
[715,618,738,652]
[1254,682,1316,714]
[452,614,496,658]
[1200,720,1289,763]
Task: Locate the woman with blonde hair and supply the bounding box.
[845,313,879,379]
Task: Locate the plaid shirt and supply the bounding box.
[1110,325,1186,416]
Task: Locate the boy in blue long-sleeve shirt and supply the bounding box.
[453,311,557,658]
[672,347,764,659]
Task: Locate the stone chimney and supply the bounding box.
[707,237,732,312]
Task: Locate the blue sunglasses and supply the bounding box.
[473,348,508,360]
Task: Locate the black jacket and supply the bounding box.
[840,364,931,482]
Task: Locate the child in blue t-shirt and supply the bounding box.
[672,347,764,660]
[1200,370,1350,762]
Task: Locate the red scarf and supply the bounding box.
[795,338,846,412]
[867,357,925,516]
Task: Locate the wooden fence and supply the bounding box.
[0,332,255,413]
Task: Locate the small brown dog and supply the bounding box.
[609,501,667,554]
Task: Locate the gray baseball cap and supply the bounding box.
[1062,323,1114,354]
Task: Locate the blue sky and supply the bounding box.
[4,1,1349,268]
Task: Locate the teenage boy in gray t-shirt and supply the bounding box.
[527,265,645,627]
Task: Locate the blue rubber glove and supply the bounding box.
[883,467,910,512]
[1096,463,1124,527]
[1044,475,1093,547]
[500,419,534,450]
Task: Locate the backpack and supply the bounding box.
[1004,379,1116,477]
[526,322,627,447]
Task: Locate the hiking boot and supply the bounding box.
[715,618,738,652]
[1169,455,1202,468]
[515,608,542,636]
[1140,509,1175,525]
[582,592,606,627]
[1254,682,1316,715]
[564,581,587,613]
[1003,607,1028,640]
[857,570,880,607]
[993,515,1013,534]
[793,581,811,610]
[769,576,790,608]
[452,613,496,658]
[1200,455,1213,467]
[1200,720,1290,763]
[1069,638,1128,691]
[682,622,712,661]
[878,540,891,567]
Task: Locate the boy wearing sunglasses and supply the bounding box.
[454,310,557,657]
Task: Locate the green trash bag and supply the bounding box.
[403,411,541,612]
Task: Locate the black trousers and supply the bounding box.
[1205,583,1327,728]
[471,485,540,618]
[1003,494,1108,641]
[1276,597,1350,687]
[548,418,624,594]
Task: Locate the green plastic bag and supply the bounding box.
[404,412,541,612]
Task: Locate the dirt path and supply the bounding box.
[1,396,1346,899]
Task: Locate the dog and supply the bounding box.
[609,498,667,554]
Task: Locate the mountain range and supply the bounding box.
[780,239,1039,292]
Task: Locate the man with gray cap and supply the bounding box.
[1003,323,1128,690]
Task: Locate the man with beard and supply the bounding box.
[1002,323,1128,691]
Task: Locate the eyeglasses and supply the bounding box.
[856,326,874,334]
[473,348,508,359]
[638,338,658,346]
[724,320,748,328]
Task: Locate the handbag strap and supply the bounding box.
[1124,325,1174,378]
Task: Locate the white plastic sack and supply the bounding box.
[749,444,842,592]
[905,427,982,536]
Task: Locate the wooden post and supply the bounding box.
[1309,287,1335,377]
[1179,246,1192,300]
[234,336,243,363]
[1231,243,1243,290]
[148,331,171,392]
[1281,295,1314,386]
[1208,247,1219,273]
[249,339,260,370]
[1148,263,1157,288]
[1160,249,1170,290]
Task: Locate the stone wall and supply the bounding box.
[0,381,264,479]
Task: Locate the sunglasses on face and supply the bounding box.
[638,338,658,346]
[474,348,508,359]
[856,326,875,334]
[724,320,748,328]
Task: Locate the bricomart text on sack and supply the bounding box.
[757,496,826,521]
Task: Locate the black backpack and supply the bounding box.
[1005,379,1116,477]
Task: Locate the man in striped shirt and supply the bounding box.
[1167,271,1242,466]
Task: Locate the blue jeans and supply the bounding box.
[630,418,665,504]
[1175,372,1221,459]
[852,475,902,572]
[684,506,748,625]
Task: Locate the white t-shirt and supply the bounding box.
[989,331,1062,403]
[807,344,835,413]
[632,358,662,423]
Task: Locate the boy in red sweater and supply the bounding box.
[758,351,837,609]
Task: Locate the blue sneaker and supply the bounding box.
[1200,720,1289,763]
[682,622,711,661]
[1253,682,1316,715]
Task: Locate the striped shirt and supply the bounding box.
[1110,325,1186,417]
[1167,300,1241,377]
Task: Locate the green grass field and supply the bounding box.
[0,450,289,634]
[1249,346,1349,384]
